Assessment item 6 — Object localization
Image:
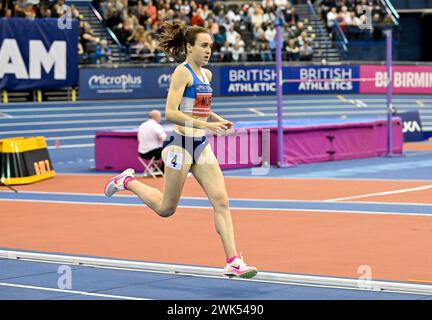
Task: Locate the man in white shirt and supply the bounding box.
[138,110,167,172]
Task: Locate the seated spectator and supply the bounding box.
[275,0,289,10]
[231,42,245,62]
[226,24,240,46]
[326,6,337,31]
[262,7,275,26]
[104,2,122,29]
[297,31,311,47]
[248,41,261,62]
[191,8,204,26]
[219,41,233,62]
[251,7,264,29]
[299,41,313,61]
[260,42,272,61]
[70,4,80,19]
[202,4,211,20]
[292,21,305,38]
[285,38,300,61]
[138,110,166,173]
[115,18,134,46]
[94,39,112,64]
[80,21,100,54]
[214,25,227,49]
[285,6,299,26]
[264,23,276,49]
[253,26,266,43]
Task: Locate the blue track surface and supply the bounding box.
[1,255,431,300]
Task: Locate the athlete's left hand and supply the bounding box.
[221,120,233,130]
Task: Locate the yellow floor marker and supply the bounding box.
[2,91,8,103]
[337,95,346,102]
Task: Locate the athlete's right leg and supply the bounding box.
[105,145,192,218]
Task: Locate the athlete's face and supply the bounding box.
[187,32,213,66]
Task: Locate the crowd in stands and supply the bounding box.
[0,0,396,64]
[99,0,317,63]
[318,0,393,40]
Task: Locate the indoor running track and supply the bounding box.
[1,173,432,300]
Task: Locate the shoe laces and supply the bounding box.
[236,252,246,267]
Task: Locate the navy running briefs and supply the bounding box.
[162,130,208,164]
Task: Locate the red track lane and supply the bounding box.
[1,174,431,282]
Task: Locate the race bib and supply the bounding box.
[192,84,212,116]
[166,151,183,170]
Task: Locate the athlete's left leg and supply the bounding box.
[191,144,257,278]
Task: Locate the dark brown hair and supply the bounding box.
[158,21,211,61]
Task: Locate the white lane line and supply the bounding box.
[248,108,265,116]
[0,198,431,217]
[47,143,94,149]
[3,103,430,115]
[0,118,142,127]
[326,185,432,202]
[0,113,12,118]
[0,281,149,300]
[0,125,138,135]
[45,135,94,141]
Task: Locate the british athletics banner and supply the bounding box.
[220,66,278,95]
[359,65,432,94]
[0,18,78,91]
[219,65,360,95]
[283,65,360,94]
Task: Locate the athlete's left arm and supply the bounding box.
[204,68,233,129]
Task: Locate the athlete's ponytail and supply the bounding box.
[158,21,211,62]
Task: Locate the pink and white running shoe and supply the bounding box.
[104,168,135,197]
[224,254,258,279]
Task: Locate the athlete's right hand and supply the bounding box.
[205,122,230,135]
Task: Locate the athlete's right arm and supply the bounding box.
[165,66,228,134]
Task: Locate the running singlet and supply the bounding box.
[178,63,213,117]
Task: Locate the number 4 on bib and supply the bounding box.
[166,152,183,170]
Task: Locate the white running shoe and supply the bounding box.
[224,254,258,279]
[104,168,135,197]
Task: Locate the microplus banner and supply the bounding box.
[0,18,78,91]
[79,67,175,99]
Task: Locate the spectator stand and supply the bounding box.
[316,0,400,61]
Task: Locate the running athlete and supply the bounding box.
[104,22,257,279]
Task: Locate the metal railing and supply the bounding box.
[331,21,349,60]
[88,4,125,52]
[380,0,400,26]
[307,0,347,60]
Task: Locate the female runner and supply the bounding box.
[104,21,257,279]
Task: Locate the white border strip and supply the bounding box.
[0,281,148,300]
[0,250,431,296]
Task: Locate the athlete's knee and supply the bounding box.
[157,206,176,218]
[212,192,229,211]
